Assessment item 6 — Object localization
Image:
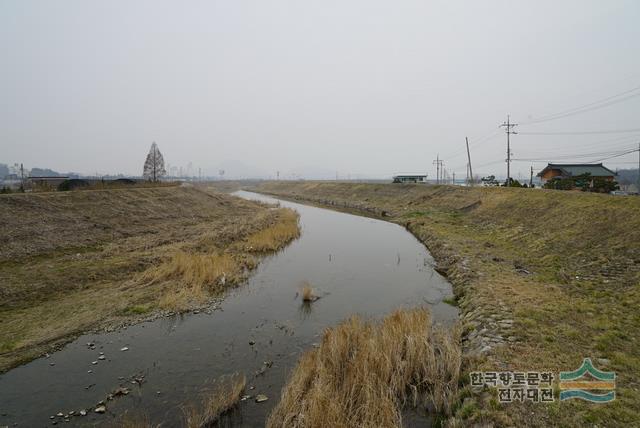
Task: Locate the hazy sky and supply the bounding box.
[2,1,640,179]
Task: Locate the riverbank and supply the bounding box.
[0,186,299,372]
[1,190,457,427]
[253,181,640,427]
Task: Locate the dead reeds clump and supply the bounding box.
[267,308,461,428]
[139,251,238,290]
[300,281,317,302]
[138,251,240,309]
[183,373,246,428]
[242,208,300,252]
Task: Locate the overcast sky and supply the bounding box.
[2,1,640,179]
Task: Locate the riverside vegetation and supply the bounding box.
[267,308,461,428]
[254,181,640,427]
[0,185,299,372]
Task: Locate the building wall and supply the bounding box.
[541,169,563,181]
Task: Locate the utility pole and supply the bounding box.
[432,154,444,184]
[500,115,517,185]
[637,142,640,190]
[529,166,534,187]
[466,137,473,186]
[452,172,455,185]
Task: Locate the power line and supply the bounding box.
[513,148,639,164]
[473,159,505,169]
[513,146,639,162]
[519,128,640,136]
[440,128,502,161]
[512,135,640,164]
[590,148,639,163]
[520,84,640,125]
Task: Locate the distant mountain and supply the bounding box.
[616,168,639,185]
[29,168,63,177]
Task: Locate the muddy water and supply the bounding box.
[0,191,457,427]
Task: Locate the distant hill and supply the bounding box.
[29,167,63,177]
[616,168,639,185]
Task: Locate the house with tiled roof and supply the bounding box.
[537,163,616,183]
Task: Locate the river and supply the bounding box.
[0,191,457,427]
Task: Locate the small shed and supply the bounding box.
[392,174,428,184]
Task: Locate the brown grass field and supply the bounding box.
[254,181,640,427]
[0,185,299,372]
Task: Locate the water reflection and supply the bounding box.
[298,301,314,319]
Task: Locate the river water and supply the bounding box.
[0,191,457,427]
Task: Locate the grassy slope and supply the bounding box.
[255,181,640,427]
[0,185,299,372]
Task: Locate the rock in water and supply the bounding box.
[255,394,268,403]
[94,405,106,414]
[113,387,130,396]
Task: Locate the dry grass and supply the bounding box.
[110,412,156,428]
[140,251,240,309]
[240,208,300,252]
[0,186,300,372]
[142,208,299,311]
[267,308,461,428]
[140,251,238,290]
[300,281,316,302]
[183,373,246,428]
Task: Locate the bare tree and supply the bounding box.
[143,142,166,181]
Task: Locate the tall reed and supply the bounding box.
[267,308,461,428]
